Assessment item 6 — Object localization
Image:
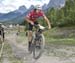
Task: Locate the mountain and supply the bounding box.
[0,5,27,21]
[47,0,65,9]
[0,0,66,24]
[5,5,34,24]
[42,4,47,10]
[17,5,27,14]
[0,12,21,21]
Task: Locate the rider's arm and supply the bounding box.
[25,17,34,25]
[25,11,34,25]
[43,14,51,29]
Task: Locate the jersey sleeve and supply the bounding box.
[26,11,32,18]
[39,11,45,17]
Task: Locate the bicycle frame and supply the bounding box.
[31,25,46,59]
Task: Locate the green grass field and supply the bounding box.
[18,26,75,46]
[0,42,23,63]
[44,27,75,46]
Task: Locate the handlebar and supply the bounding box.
[33,24,48,32]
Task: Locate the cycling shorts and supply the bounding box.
[28,21,38,31]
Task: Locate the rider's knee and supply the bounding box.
[28,31,32,35]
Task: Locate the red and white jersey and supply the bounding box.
[26,10,44,22]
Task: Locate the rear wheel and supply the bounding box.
[32,33,45,59]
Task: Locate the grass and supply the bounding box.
[16,26,75,46]
[44,27,75,46]
[17,26,75,46]
[45,38,75,46]
[0,41,23,63]
[16,32,27,44]
[0,26,75,63]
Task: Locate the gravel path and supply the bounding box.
[3,31,75,63]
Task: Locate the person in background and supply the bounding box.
[0,23,5,42]
[16,24,20,36]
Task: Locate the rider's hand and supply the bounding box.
[48,25,51,29]
[30,22,34,25]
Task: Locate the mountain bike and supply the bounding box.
[30,24,46,59]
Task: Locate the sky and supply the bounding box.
[0,0,50,13]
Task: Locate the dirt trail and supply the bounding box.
[4,31,75,63]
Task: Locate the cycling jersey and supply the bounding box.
[26,10,44,22]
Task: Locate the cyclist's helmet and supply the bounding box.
[34,5,42,10]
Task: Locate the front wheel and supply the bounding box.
[32,33,45,59]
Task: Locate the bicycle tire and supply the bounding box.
[32,32,45,59]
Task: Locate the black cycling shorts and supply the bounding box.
[28,21,38,31]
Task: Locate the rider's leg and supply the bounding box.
[28,22,39,51]
[28,31,32,51]
[28,31,32,46]
[28,23,33,51]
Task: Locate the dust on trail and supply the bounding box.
[4,31,75,63]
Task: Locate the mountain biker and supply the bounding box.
[0,23,5,42]
[25,5,51,51]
